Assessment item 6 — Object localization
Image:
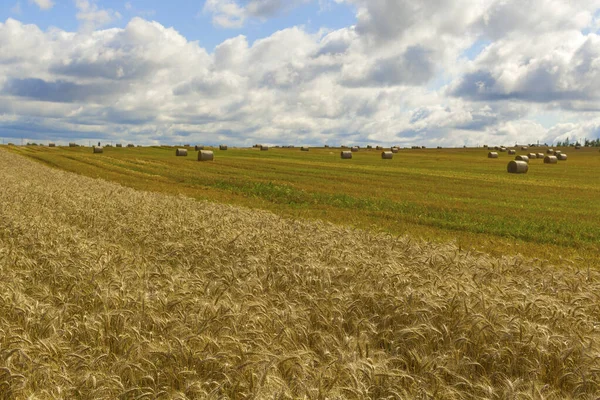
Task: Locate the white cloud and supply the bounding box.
[202,0,310,28]
[75,0,121,32]
[31,0,54,10]
[2,1,600,146]
[202,0,246,28]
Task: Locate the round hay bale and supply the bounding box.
[544,155,558,164]
[198,150,214,161]
[391,147,399,153]
[260,145,268,151]
[351,146,359,152]
[507,160,528,173]
[381,151,393,159]
[537,153,544,158]
[521,146,528,150]
[93,146,103,154]
[508,149,516,155]
[488,152,499,158]
[195,145,204,151]
[176,148,188,156]
[554,150,562,155]
[340,151,352,159]
[499,147,507,152]
[557,153,567,161]
[301,146,309,151]
[49,143,56,147]
[547,148,554,154]
[528,152,537,159]
[515,155,529,163]
[219,145,228,150]
[116,143,122,148]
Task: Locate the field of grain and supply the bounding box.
[6,144,600,267]
[2,148,600,398]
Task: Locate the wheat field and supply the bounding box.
[1,148,600,399]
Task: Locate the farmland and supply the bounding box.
[5,144,600,267]
[2,147,600,398]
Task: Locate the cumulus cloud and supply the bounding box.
[2,0,600,146]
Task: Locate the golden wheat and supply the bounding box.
[0,149,599,399]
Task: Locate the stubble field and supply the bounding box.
[1,146,600,398]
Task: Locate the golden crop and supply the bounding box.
[1,149,600,399]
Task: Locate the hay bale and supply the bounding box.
[219,145,228,150]
[508,149,516,155]
[195,145,204,151]
[351,146,359,152]
[381,151,393,159]
[507,160,528,173]
[544,155,558,164]
[301,146,309,151]
[547,148,554,154]
[528,153,537,159]
[116,144,122,148]
[515,155,529,163]
[93,146,103,154]
[499,147,507,152]
[49,143,56,147]
[554,150,562,155]
[537,153,544,158]
[521,146,528,150]
[341,151,352,159]
[391,147,399,153]
[176,148,188,156]
[557,153,567,161]
[488,152,498,158]
[260,145,268,151]
[198,150,214,161]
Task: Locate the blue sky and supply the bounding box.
[1,0,357,50]
[1,0,599,146]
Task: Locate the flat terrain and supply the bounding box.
[6,144,600,267]
[2,148,600,398]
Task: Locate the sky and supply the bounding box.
[1,0,600,147]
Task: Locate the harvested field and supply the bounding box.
[5,145,600,268]
[2,149,600,398]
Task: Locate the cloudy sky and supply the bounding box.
[1,0,600,146]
